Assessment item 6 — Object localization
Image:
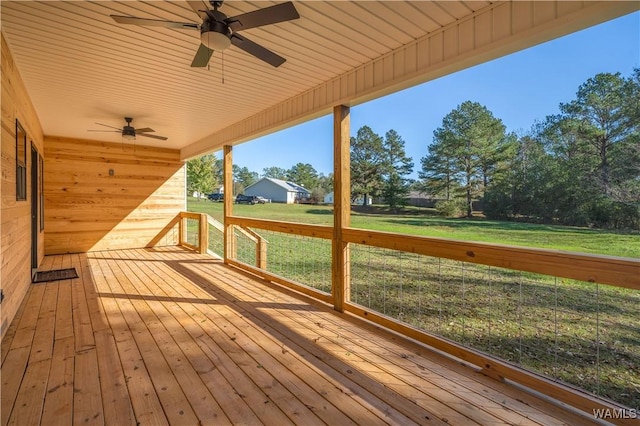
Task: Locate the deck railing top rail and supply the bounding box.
[225,215,639,291]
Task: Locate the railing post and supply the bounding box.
[178,212,185,246]
[198,213,208,254]
[223,145,234,263]
[332,104,351,312]
[256,238,267,269]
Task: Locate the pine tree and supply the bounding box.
[381,129,413,209]
[350,126,386,205]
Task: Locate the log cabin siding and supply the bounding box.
[43,137,185,254]
[1,32,45,340]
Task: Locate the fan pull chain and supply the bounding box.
[221,51,225,85]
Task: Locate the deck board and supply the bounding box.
[1,246,601,425]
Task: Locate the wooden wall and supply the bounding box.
[1,32,45,339]
[44,137,185,254]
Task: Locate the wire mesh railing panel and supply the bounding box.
[184,217,199,247]
[348,243,640,408]
[234,227,257,266]
[254,229,332,294]
[208,224,224,258]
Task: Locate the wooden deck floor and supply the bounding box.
[1,246,598,425]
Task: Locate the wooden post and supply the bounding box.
[198,213,208,254]
[332,105,351,312]
[223,145,235,262]
[257,238,267,269]
[178,212,185,246]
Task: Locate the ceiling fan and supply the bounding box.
[110,0,299,68]
[88,117,168,141]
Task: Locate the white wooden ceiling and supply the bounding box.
[1,1,637,157]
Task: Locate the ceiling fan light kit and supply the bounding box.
[200,21,232,50]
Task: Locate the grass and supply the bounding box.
[188,198,639,407]
[188,198,640,258]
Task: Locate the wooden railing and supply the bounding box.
[177,211,208,254]
[206,215,268,269]
[226,216,639,290]
[220,215,639,423]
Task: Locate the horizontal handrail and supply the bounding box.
[179,211,202,220]
[226,216,333,240]
[343,227,639,290]
[225,217,639,290]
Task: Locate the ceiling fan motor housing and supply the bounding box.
[201,15,232,50]
[122,125,136,139]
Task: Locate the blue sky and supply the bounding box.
[231,11,639,179]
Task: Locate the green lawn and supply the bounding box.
[188,198,639,407]
[188,198,640,258]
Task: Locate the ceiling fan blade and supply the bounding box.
[88,130,120,133]
[231,34,286,67]
[191,43,214,67]
[137,133,168,141]
[226,2,299,32]
[185,0,208,19]
[135,128,154,133]
[94,122,122,130]
[111,15,199,30]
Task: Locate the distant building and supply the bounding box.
[406,191,436,207]
[324,192,372,205]
[244,178,311,204]
[324,192,334,204]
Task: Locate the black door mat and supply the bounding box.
[33,268,78,283]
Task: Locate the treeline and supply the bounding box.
[420,70,640,229]
[348,71,640,230]
[187,70,639,230]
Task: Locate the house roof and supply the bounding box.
[246,177,310,194]
[1,1,637,160]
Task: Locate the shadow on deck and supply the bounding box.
[1,246,597,425]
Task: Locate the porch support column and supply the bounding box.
[332,105,350,312]
[223,145,235,263]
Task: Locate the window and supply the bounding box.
[40,154,44,231]
[15,119,27,200]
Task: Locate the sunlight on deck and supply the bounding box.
[1,247,598,425]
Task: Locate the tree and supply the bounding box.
[186,154,218,200]
[532,71,640,228]
[233,165,258,194]
[317,172,334,194]
[262,166,288,180]
[419,140,456,200]
[213,157,223,186]
[560,72,637,195]
[421,101,508,218]
[484,133,560,221]
[286,163,319,190]
[381,129,413,209]
[350,126,386,205]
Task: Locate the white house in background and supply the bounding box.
[324,192,334,204]
[244,178,311,204]
[324,192,372,205]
